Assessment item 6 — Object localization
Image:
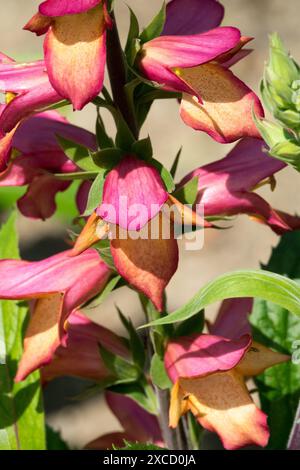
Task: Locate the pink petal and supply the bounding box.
[163,0,224,36]
[0,80,62,133]
[209,298,253,339]
[0,126,17,171]
[42,310,128,382]
[111,214,179,311]
[98,155,168,230]
[44,4,106,109]
[106,392,162,443]
[39,0,102,16]
[24,13,52,36]
[13,110,97,154]
[17,173,71,220]
[0,59,47,92]
[179,63,264,143]
[165,333,251,383]
[139,27,241,96]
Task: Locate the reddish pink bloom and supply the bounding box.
[138,1,263,143]
[165,333,289,449]
[0,108,96,219]
[25,0,110,110]
[42,310,128,383]
[87,392,163,449]
[0,54,62,169]
[75,155,180,311]
[179,137,300,234]
[0,249,111,381]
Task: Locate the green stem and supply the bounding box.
[106,11,139,139]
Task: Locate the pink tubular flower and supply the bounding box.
[0,108,96,219]
[74,154,188,311]
[86,392,163,449]
[209,298,253,339]
[42,310,128,383]
[165,333,289,450]
[178,137,300,234]
[0,54,63,169]
[24,0,111,110]
[0,249,111,382]
[138,1,263,143]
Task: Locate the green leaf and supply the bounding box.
[125,7,140,66]
[150,158,175,193]
[96,240,116,271]
[139,2,166,43]
[56,135,99,171]
[96,111,114,149]
[249,231,300,449]
[82,172,104,216]
[173,310,205,338]
[150,354,172,390]
[142,270,300,327]
[46,426,69,450]
[99,345,139,384]
[131,136,153,160]
[0,213,46,450]
[84,275,123,312]
[114,441,166,450]
[170,147,182,178]
[92,148,122,169]
[173,176,199,205]
[117,308,146,371]
[108,382,158,415]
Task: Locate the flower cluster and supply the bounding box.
[0,0,298,451]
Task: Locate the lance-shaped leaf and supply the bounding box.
[0,213,46,450]
[142,270,300,327]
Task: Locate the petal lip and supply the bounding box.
[39,0,102,16]
[43,5,106,110]
[165,333,251,383]
[162,0,224,36]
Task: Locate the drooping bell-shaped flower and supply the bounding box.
[86,392,163,449]
[138,1,263,143]
[178,137,300,234]
[0,249,111,381]
[24,0,111,110]
[42,310,128,383]
[165,333,289,449]
[0,108,96,219]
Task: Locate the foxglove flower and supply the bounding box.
[74,155,211,310]
[178,137,300,234]
[0,249,111,381]
[165,333,289,449]
[86,392,163,449]
[138,1,263,143]
[42,310,128,383]
[0,108,96,219]
[24,0,111,110]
